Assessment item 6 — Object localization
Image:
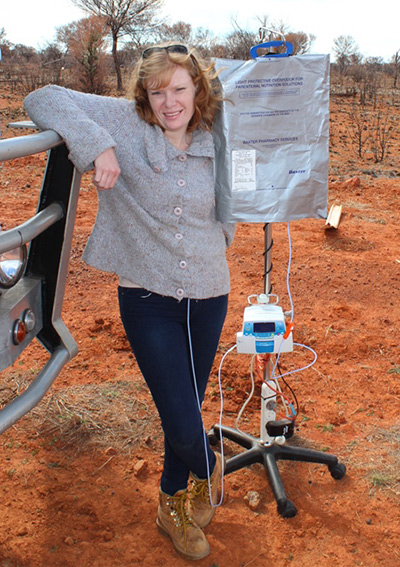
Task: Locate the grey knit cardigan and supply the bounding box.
[24,86,236,301]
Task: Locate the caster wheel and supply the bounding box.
[277,499,297,518]
[330,462,346,480]
[208,432,219,446]
[207,428,220,445]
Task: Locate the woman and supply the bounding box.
[24,44,235,561]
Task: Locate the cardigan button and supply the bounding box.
[176,288,184,298]
[178,154,187,162]
[175,232,183,240]
[174,206,182,216]
[153,166,161,173]
[177,179,186,187]
[179,260,187,269]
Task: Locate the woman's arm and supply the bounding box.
[24,85,126,176]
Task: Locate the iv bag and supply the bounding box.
[213,54,330,223]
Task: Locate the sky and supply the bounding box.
[1,0,399,62]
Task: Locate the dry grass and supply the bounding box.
[340,425,400,493]
[365,427,400,491]
[0,372,160,454]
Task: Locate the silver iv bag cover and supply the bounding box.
[212,54,330,223]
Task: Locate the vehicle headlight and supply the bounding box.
[0,244,27,289]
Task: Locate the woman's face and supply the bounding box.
[147,66,196,138]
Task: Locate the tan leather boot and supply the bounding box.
[156,488,210,560]
[189,452,223,528]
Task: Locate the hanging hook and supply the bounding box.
[258,27,286,44]
[251,27,293,59]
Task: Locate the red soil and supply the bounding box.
[0,90,399,567]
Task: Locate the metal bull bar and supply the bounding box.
[0,125,81,433]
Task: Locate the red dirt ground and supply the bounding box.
[0,88,399,567]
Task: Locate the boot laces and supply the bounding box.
[190,478,210,507]
[166,491,195,545]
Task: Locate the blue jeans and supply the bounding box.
[118,287,228,495]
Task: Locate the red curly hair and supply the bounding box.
[127,45,222,133]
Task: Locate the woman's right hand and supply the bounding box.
[93,147,121,191]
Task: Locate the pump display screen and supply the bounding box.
[253,322,276,333]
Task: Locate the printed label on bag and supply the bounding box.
[232,150,256,192]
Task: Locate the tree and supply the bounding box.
[191,27,216,58]
[333,35,361,77]
[65,16,109,93]
[153,21,216,58]
[40,43,66,85]
[223,19,258,60]
[391,49,400,88]
[0,27,12,60]
[155,21,193,45]
[71,0,163,91]
[285,31,315,55]
[11,44,39,64]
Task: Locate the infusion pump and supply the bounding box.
[236,294,293,355]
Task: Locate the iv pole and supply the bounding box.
[210,29,346,517]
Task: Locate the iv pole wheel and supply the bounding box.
[329,462,346,480]
[277,498,297,518]
[208,428,220,446]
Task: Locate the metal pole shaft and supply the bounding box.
[262,223,274,442]
[264,223,273,295]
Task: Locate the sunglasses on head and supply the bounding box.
[142,44,189,59]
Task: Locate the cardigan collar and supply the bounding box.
[144,123,214,173]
